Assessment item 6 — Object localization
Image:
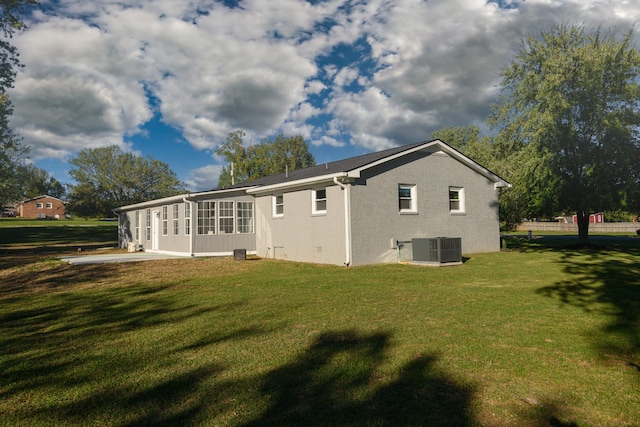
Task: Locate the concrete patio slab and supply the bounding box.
[60,252,188,265]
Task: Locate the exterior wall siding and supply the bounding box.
[349,151,500,266]
[255,185,347,265]
[157,204,191,253]
[193,233,255,254]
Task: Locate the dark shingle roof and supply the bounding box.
[217,140,433,190]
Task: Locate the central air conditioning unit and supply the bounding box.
[412,237,462,264]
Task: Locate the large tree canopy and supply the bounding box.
[17,163,65,199]
[0,0,38,207]
[216,131,315,188]
[66,146,186,218]
[489,24,640,243]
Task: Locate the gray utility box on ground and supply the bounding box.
[233,249,247,261]
[412,237,462,263]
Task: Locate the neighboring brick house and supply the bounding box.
[17,195,66,219]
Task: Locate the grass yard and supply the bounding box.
[0,228,639,426]
[0,218,117,247]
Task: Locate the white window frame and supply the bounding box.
[172,204,179,235]
[449,187,465,214]
[197,201,216,235]
[312,188,327,215]
[184,202,191,236]
[273,194,284,218]
[134,210,140,241]
[36,202,44,209]
[162,206,168,235]
[146,209,151,240]
[218,201,234,234]
[45,202,53,209]
[398,184,417,213]
[236,201,254,234]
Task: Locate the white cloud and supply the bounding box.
[317,0,640,152]
[280,121,315,141]
[10,16,153,159]
[313,135,345,148]
[305,80,327,95]
[289,102,320,122]
[9,0,640,167]
[185,164,223,192]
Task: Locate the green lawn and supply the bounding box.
[0,218,117,248]
[1,230,638,426]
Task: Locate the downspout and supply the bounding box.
[182,196,194,256]
[333,176,351,266]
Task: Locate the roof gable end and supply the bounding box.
[20,195,65,204]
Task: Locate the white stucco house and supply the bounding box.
[114,139,510,266]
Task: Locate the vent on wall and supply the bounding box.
[412,237,462,264]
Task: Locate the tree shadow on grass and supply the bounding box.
[0,225,116,247]
[502,234,640,253]
[242,330,474,427]
[0,244,115,270]
[1,280,265,425]
[536,242,640,370]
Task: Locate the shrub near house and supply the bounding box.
[17,195,66,219]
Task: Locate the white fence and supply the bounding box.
[515,222,640,233]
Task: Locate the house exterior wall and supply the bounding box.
[254,185,347,265]
[349,151,500,266]
[18,196,65,219]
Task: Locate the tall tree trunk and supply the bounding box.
[576,211,590,247]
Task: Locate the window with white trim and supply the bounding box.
[398,184,417,213]
[219,201,234,234]
[162,206,168,235]
[46,202,53,209]
[273,194,284,217]
[449,187,465,213]
[312,188,327,214]
[146,209,151,240]
[237,202,254,234]
[184,202,191,235]
[172,204,179,235]
[36,202,43,209]
[134,210,139,241]
[197,201,216,235]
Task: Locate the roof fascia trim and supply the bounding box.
[433,142,511,188]
[114,187,257,211]
[246,173,349,195]
[22,195,65,203]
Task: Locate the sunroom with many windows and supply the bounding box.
[197,200,254,235]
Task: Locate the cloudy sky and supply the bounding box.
[9,0,639,190]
